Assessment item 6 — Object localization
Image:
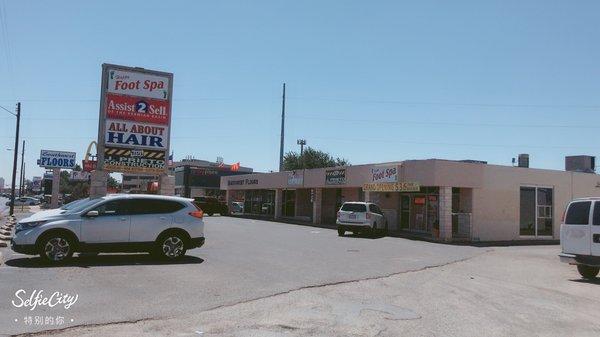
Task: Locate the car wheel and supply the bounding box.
[338,227,345,236]
[39,233,74,264]
[156,232,187,260]
[577,265,600,279]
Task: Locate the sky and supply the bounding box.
[0,0,599,186]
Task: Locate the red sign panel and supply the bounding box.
[82,160,97,172]
[105,93,169,125]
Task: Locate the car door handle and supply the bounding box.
[593,234,600,243]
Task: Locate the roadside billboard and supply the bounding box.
[98,64,173,175]
[38,150,76,169]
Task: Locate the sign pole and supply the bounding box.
[51,168,60,208]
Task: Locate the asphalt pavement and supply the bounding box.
[0,215,483,336]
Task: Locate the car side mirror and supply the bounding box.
[86,210,99,217]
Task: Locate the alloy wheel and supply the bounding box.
[44,237,70,261]
[162,236,184,258]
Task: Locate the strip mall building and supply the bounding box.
[221,158,600,242]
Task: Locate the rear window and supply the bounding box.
[565,201,591,225]
[129,199,185,215]
[341,203,366,212]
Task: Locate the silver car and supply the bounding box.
[11,194,205,264]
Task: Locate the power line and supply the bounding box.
[286,115,600,129]
[287,96,600,109]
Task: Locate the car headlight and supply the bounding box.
[15,220,47,233]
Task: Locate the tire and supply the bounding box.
[155,232,187,260]
[338,227,345,236]
[38,232,75,264]
[577,265,600,279]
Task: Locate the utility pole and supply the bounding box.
[279,83,286,172]
[19,140,25,196]
[9,102,20,215]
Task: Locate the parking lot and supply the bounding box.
[1,215,599,336]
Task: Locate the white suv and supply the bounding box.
[337,202,387,236]
[559,197,600,279]
[11,194,205,264]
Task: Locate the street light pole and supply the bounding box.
[296,139,306,169]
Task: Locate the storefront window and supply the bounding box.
[520,186,553,236]
[244,190,275,216]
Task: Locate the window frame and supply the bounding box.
[519,185,554,238]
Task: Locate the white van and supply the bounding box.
[559,197,600,279]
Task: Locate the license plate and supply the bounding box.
[349,214,357,219]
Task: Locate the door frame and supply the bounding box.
[519,185,554,239]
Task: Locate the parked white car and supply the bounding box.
[11,194,205,264]
[336,202,387,236]
[559,197,600,279]
[5,197,40,206]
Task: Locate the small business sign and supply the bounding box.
[325,169,346,185]
[38,150,76,169]
[287,171,304,186]
[103,146,165,175]
[107,69,170,100]
[82,160,97,172]
[370,165,398,183]
[31,176,42,192]
[98,64,173,175]
[105,94,169,125]
[227,178,259,186]
[105,120,169,150]
[362,182,420,192]
[70,171,91,181]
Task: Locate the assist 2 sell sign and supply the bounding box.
[106,94,169,125]
[38,150,76,169]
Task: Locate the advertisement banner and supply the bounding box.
[38,150,76,169]
[106,93,169,125]
[70,171,91,181]
[325,169,346,185]
[287,171,304,186]
[363,182,420,192]
[105,119,169,150]
[371,165,398,183]
[103,146,166,175]
[107,69,170,100]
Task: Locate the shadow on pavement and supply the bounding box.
[5,254,204,268]
[569,278,600,285]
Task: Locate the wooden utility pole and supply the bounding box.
[9,102,20,215]
[279,83,286,172]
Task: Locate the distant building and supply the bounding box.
[121,174,158,193]
[174,158,253,199]
[0,177,4,191]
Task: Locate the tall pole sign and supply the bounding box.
[97,64,173,178]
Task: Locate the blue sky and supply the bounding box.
[0,0,599,185]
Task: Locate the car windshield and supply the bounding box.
[63,197,105,214]
[60,198,87,210]
[341,203,367,212]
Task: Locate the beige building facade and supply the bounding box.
[220,159,600,242]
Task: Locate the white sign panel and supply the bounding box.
[107,69,170,100]
[370,165,398,183]
[39,150,76,169]
[287,171,304,186]
[105,119,169,150]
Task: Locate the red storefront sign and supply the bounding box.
[105,93,170,125]
[82,160,98,172]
